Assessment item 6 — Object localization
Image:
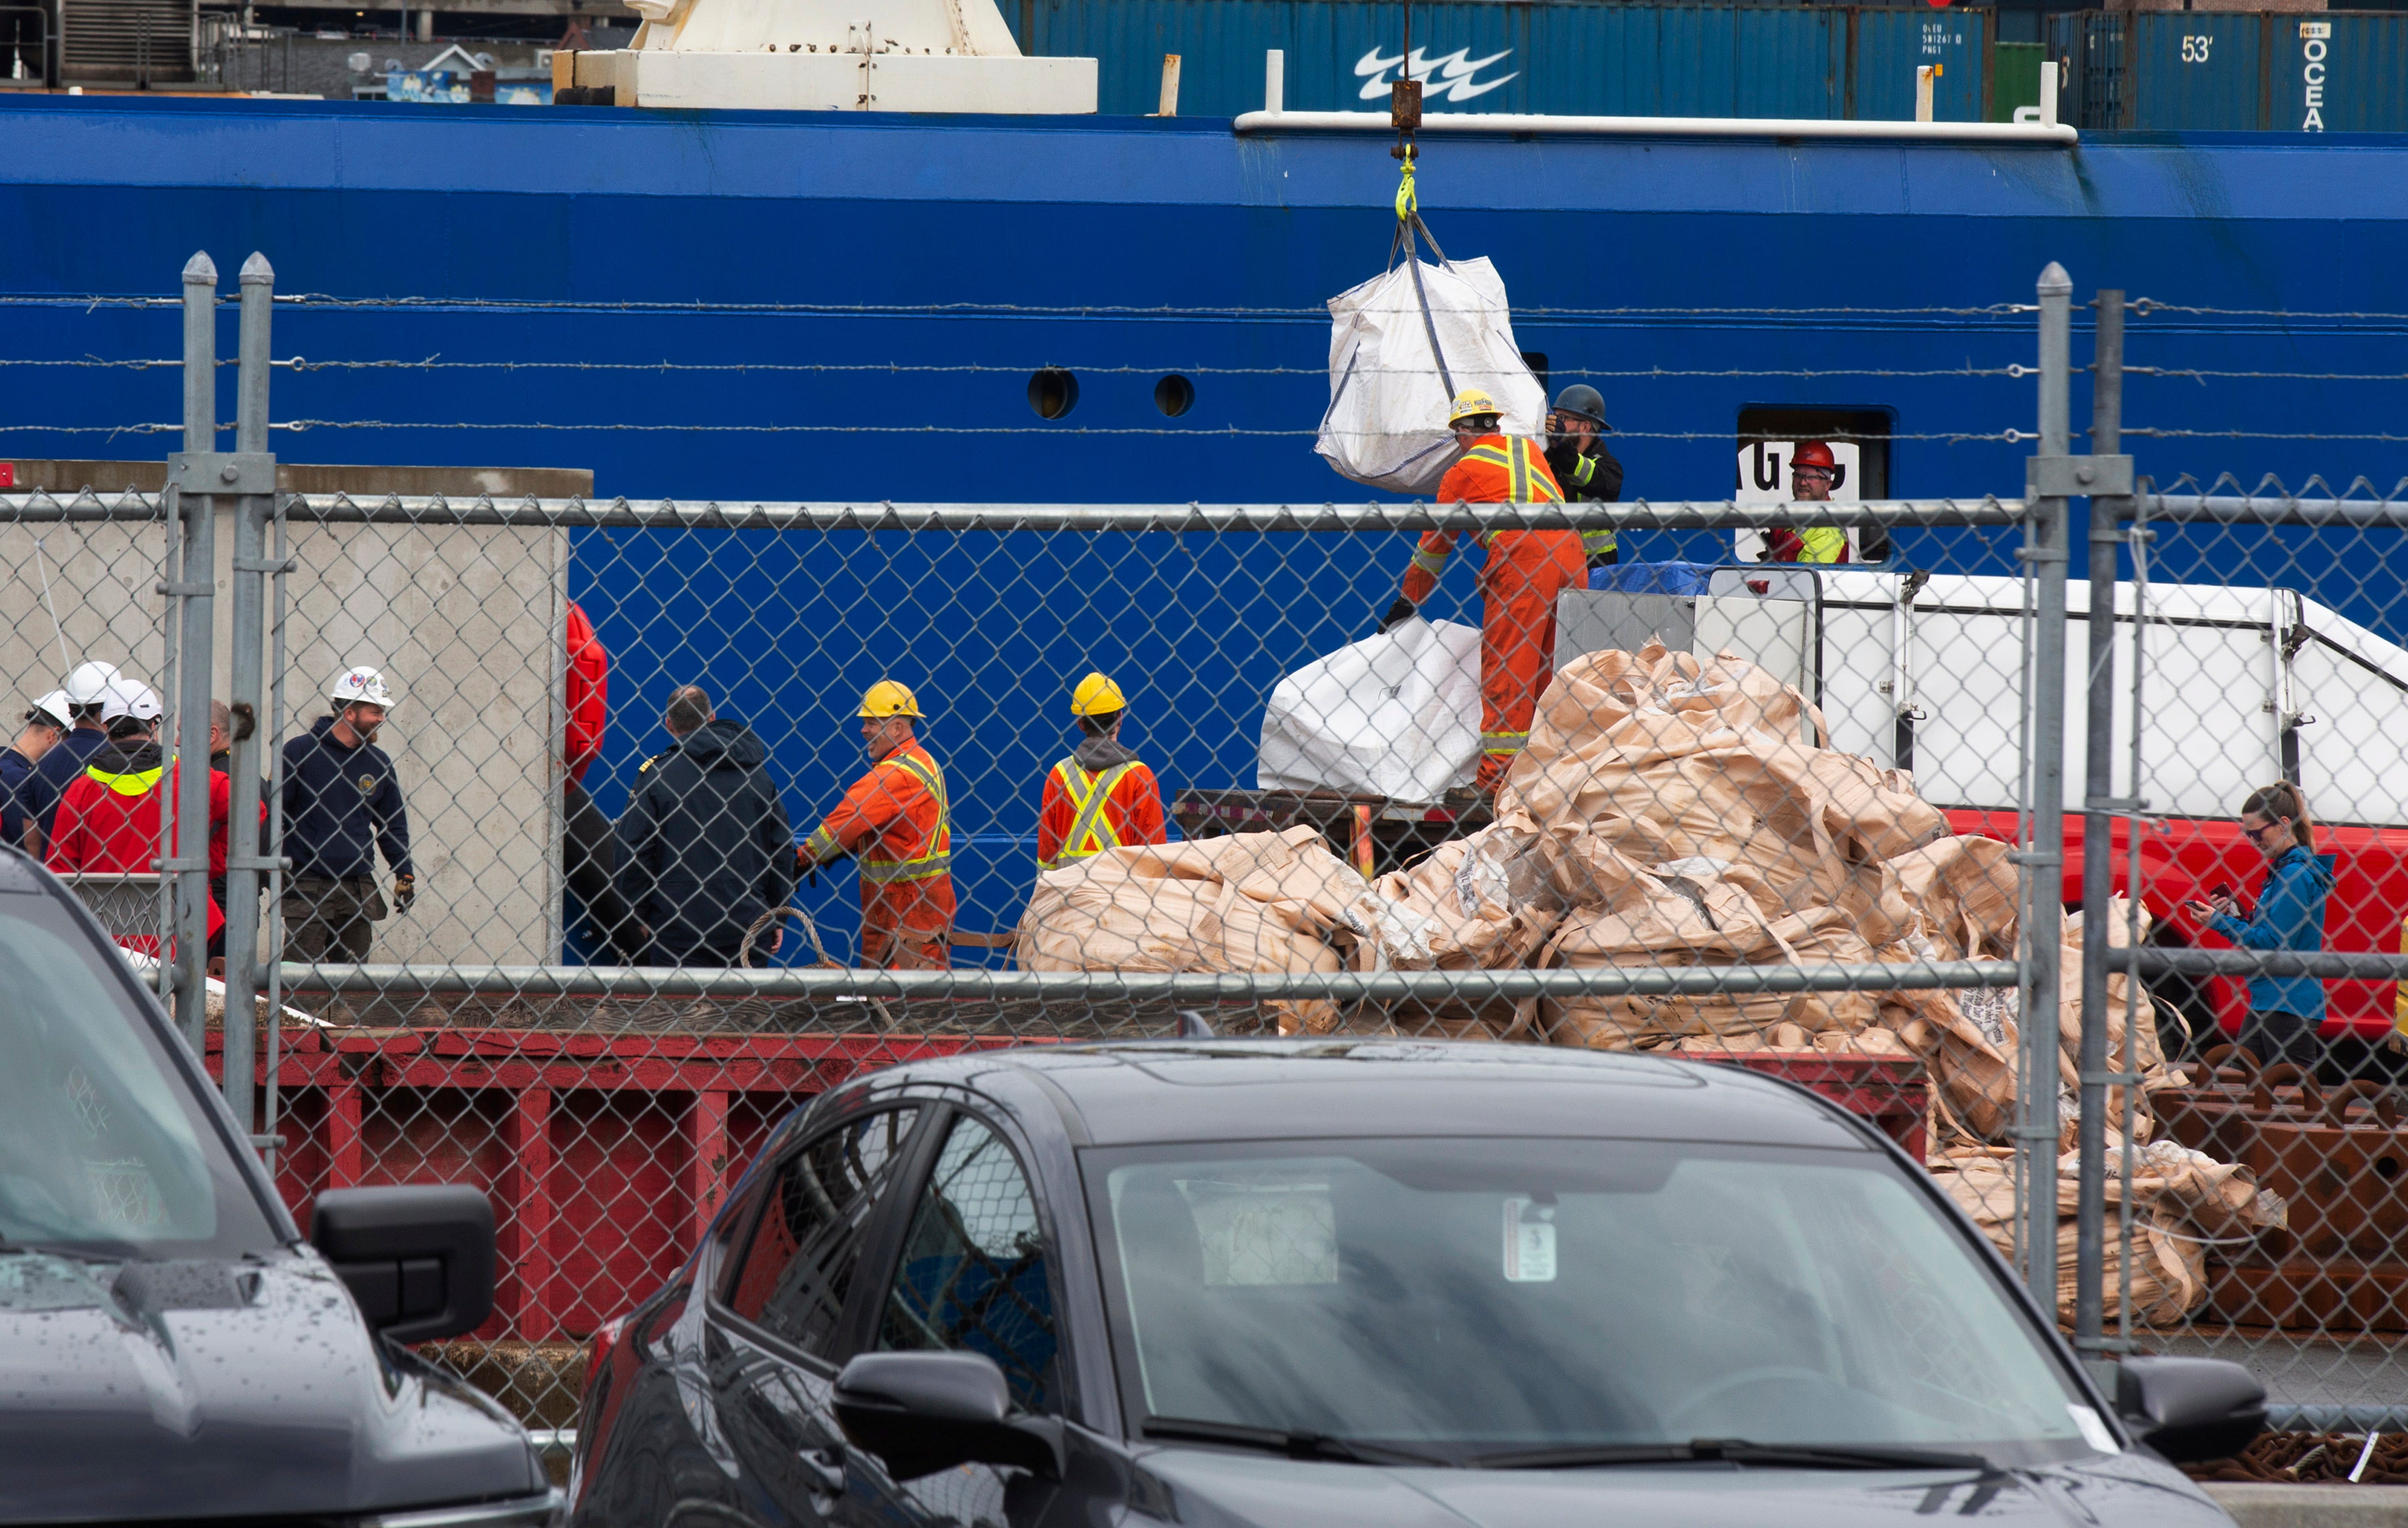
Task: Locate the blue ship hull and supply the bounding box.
[4,96,2404,963]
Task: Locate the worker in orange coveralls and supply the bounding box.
[1377,387,1584,794]
[1037,672,1166,871]
[800,680,954,969]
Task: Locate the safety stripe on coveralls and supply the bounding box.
[1418,440,1564,585]
[1039,758,1139,870]
[858,752,954,884]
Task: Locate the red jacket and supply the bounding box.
[46,743,228,947]
[567,600,609,785]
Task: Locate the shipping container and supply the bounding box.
[2047,10,2408,132]
[1990,38,2043,120]
[1015,0,1995,123]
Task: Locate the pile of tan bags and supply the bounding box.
[1016,642,2281,1319]
[1024,646,2224,1181]
[1932,1140,2286,1326]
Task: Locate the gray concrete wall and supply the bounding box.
[0,517,171,768]
[0,504,564,967]
[241,511,564,966]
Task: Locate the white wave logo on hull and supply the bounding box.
[1354,46,1518,104]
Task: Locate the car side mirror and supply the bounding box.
[833,1351,1065,1482]
[2115,1355,2266,1463]
[310,1185,496,1345]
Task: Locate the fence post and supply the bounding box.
[172,252,217,1051]
[2020,261,2074,1312]
[222,251,278,1144]
[2075,288,2125,1354]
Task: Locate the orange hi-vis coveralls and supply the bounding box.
[804,738,954,969]
[1400,433,1584,793]
[1036,755,1166,870]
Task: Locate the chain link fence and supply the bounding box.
[8,252,2406,1467]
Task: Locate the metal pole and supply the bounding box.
[175,252,216,1051]
[2021,260,2074,1313]
[2075,287,2123,1353]
[222,251,274,1142]
[261,494,290,1161]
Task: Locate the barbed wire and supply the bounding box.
[20,357,2406,386]
[0,355,2043,381]
[2130,299,2408,323]
[2131,367,2408,384]
[2124,427,2408,443]
[0,419,2030,442]
[31,289,2408,328]
[0,292,2048,322]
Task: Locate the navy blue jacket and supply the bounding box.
[0,745,33,849]
[279,716,413,881]
[616,717,795,957]
[2207,844,2335,1022]
[19,726,109,849]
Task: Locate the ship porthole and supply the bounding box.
[1027,368,1080,420]
[1153,374,1195,418]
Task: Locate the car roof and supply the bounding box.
[874,1039,1877,1152]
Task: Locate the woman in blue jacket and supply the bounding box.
[2185,780,2336,1069]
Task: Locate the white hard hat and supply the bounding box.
[63,660,122,706]
[100,678,162,725]
[26,691,73,729]
[329,665,395,708]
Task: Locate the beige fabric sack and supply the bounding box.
[1015,827,1362,1032]
[1362,821,1563,971]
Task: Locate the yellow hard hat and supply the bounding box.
[858,679,923,719]
[1447,388,1502,426]
[1070,672,1126,717]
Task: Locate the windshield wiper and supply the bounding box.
[1140,1415,1452,1468]
[1471,1438,1997,1473]
[0,1236,106,1261]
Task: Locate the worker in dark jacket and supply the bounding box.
[1544,384,1625,570]
[617,686,797,967]
[280,665,414,962]
[2,690,70,851]
[20,660,122,857]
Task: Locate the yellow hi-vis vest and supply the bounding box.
[856,750,952,885]
[1038,758,1139,871]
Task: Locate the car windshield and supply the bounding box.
[0,889,280,1258]
[1092,1138,2103,1469]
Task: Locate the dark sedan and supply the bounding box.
[569,1040,2263,1528]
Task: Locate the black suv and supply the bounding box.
[0,845,557,1526]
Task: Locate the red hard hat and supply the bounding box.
[1791,440,1837,471]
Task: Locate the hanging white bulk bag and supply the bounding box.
[1256,616,1483,803]
[1316,236,1548,495]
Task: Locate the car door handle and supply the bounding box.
[801,1446,848,1496]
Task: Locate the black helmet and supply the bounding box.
[1553,383,1609,430]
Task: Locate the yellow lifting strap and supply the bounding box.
[1395,158,1418,223]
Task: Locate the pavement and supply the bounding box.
[2204,1485,2408,1526]
[2160,1333,2408,1413]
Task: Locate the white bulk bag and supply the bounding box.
[1256,616,1483,803]
[1316,255,1548,495]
